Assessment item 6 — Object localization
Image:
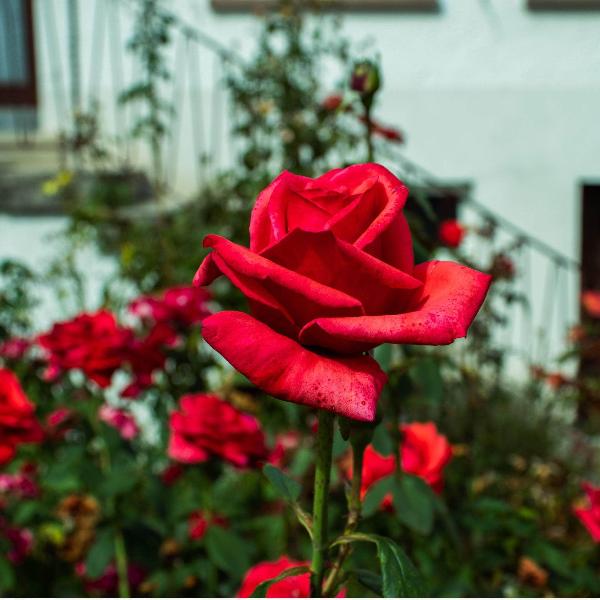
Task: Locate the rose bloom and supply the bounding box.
[168,393,268,468]
[129,285,211,330]
[98,404,139,440]
[0,337,31,360]
[195,164,491,421]
[357,422,453,503]
[121,322,176,398]
[438,219,465,248]
[582,290,600,318]
[238,556,345,598]
[321,94,343,111]
[573,481,600,542]
[0,369,44,464]
[188,510,228,541]
[0,463,39,499]
[76,562,145,596]
[37,310,132,387]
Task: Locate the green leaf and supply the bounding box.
[393,475,435,535]
[85,528,115,579]
[409,357,443,404]
[0,555,15,592]
[371,423,394,455]
[263,464,302,502]
[98,466,138,498]
[204,526,251,577]
[250,566,309,597]
[334,533,425,597]
[374,343,393,372]
[354,568,383,596]
[362,475,394,518]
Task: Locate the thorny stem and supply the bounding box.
[323,435,367,596]
[310,410,335,597]
[114,529,131,598]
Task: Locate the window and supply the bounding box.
[528,0,600,10]
[211,0,439,13]
[0,0,37,108]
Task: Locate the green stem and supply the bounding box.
[114,529,130,598]
[310,410,335,597]
[363,101,374,163]
[323,435,366,596]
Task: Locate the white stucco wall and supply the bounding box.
[2,0,599,366]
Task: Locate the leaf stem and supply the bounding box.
[310,410,335,597]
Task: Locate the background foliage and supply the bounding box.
[0,1,599,597]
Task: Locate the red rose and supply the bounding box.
[129,285,211,330]
[322,94,343,111]
[188,510,228,541]
[37,310,131,387]
[238,556,345,598]
[168,393,268,468]
[0,337,31,360]
[573,482,600,543]
[120,322,176,398]
[582,290,600,318]
[357,422,452,503]
[98,404,139,440]
[401,422,453,491]
[195,164,491,421]
[0,369,43,465]
[438,219,465,248]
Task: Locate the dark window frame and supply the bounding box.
[211,0,439,13]
[528,0,600,10]
[0,0,37,107]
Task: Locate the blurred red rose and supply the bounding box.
[188,510,228,541]
[0,368,43,465]
[357,422,453,504]
[99,404,139,440]
[196,164,491,422]
[0,463,39,499]
[160,463,185,486]
[121,322,177,399]
[545,372,569,390]
[168,393,268,468]
[0,337,31,360]
[322,94,343,111]
[237,556,343,598]
[2,522,33,564]
[37,310,131,387]
[76,562,145,596]
[582,290,600,318]
[268,431,302,468]
[573,482,600,543]
[129,285,211,330]
[438,219,465,248]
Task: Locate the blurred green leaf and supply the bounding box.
[263,464,302,503]
[204,526,251,577]
[0,555,15,592]
[409,357,443,404]
[85,528,115,579]
[363,475,394,518]
[393,475,435,535]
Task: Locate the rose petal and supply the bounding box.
[261,229,421,315]
[202,311,386,422]
[194,235,364,332]
[299,260,492,353]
